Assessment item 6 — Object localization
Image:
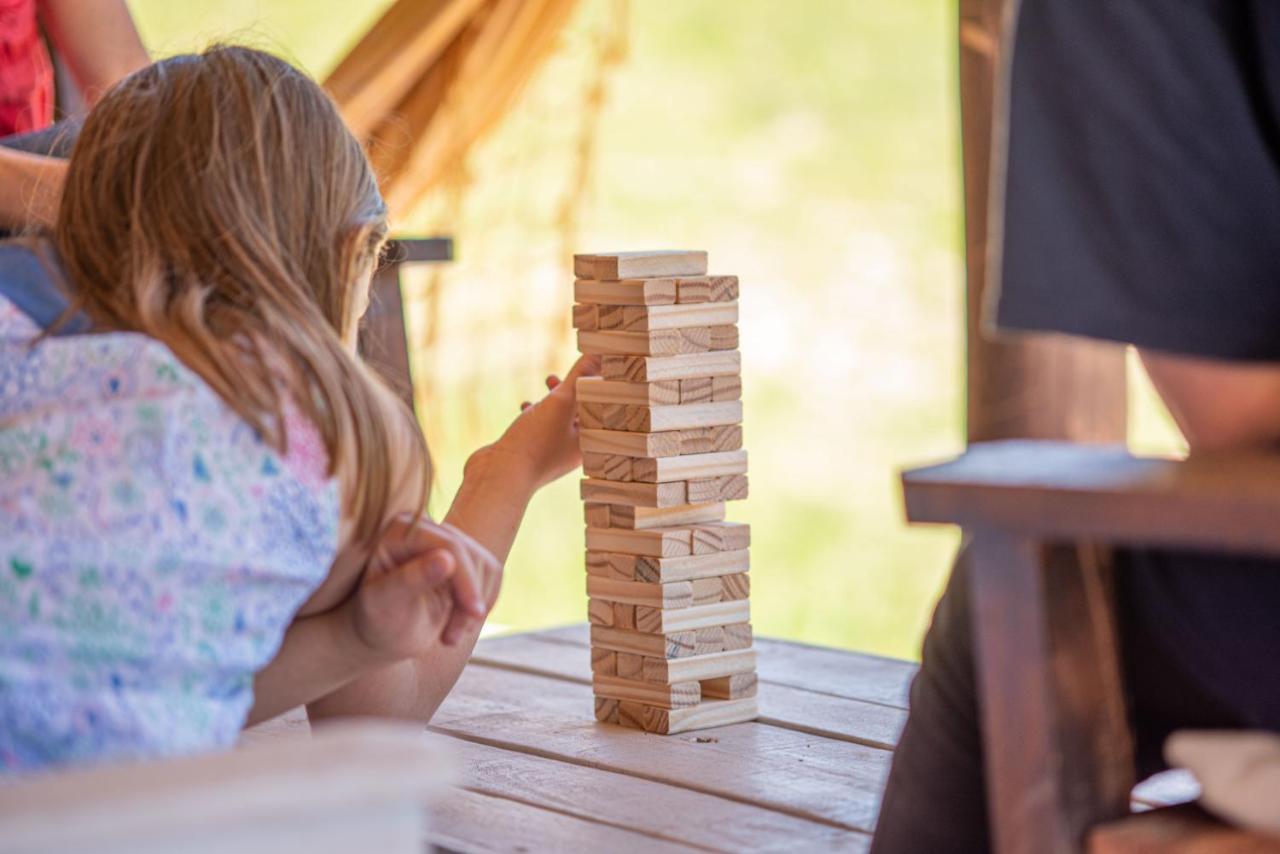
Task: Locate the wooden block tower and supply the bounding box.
[572,250,757,735]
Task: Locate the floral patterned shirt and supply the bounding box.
[0,249,339,773]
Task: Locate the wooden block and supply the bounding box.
[706,275,739,302]
[634,600,751,634]
[679,424,744,454]
[722,622,753,651]
[574,251,708,280]
[690,522,751,553]
[574,278,677,306]
[607,502,726,530]
[686,475,750,504]
[675,277,710,303]
[591,648,618,676]
[613,603,636,630]
[596,304,625,330]
[711,375,742,401]
[577,402,625,430]
[642,649,757,684]
[581,478,688,508]
[584,502,612,527]
[585,527,693,557]
[590,625,697,658]
[721,573,750,601]
[582,452,634,482]
[690,577,724,606]
[572,304,598,331]
[678,377,713,404]
[634,549,750,584]
[632,450,748,483]
[593,675,701,709]
[602,350,741,383]
[695,626,726,655]
[700,672,758,700]
[594,696,620,723]
[614,696,759,735]
[618,301,738,331]
[579,428,682,458]
[586,577,694,609]
[709,325,739,351]
[587,598,616,627]
[581,401,742,433]
[586,551,637,580]
[577,328,710,357]
[576,377,681,406]
[615,652,644,681]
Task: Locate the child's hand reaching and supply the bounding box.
[484,354,601,490]
[346,513,503,662]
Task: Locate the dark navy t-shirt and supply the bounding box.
[993,0,1280,742]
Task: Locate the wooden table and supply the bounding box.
[426,623,914,852]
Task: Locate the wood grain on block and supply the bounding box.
[594,675,701,709]
[635,599,751,634]
[707,275,739,302]
[591,648,618,676]
[701,672,759,700]
[632,450,748,483]
[691,521,752,554]
[639,696,760,735]
[615,652,644,681]
[586,551,636,580]
[577,402,623,430]
[691,576,725,606]
[680,424,744,454]
[709,325,739,351]
[590,625,697,658]
[577,328,710,357]
[674,277,710,304]
[722,622,754,650]
[608,502,726,530]
[574,251,708,280]
[588,598,617,627]
[586,577,694,609]
[581,478,687,508]
[711,374,742,401]
[579,428,681,458]
[596,304,626,330]
[582,452,634,482]
[602,350,741,382]
[618,301,738,332]
[584,502,612,527]
[576,377,681,406]
[634,549,750,583]
[695,626,727,655]
[687,474,750,503]
[613,603,637,630]
[574,278,677,306]
[594,695,620,723]
[572,304,598,331]
[679,377,713,403]
[639,401,744,432]
[643,649,757,684]
[585,526,693,558]
[721,573,750,601]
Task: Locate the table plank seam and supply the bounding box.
[426,724,877,835]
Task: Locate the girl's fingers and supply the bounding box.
[521,401,532,411]
[546,375,560,390]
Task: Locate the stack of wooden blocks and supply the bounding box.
[572,250,757,735]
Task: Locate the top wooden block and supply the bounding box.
[574,251,708,280]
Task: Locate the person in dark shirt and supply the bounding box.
[871,2,1280,851]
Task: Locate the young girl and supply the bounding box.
[0,45,592,772]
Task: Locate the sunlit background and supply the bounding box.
[129,0,1183,660]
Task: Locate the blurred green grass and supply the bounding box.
[128,0,1183,660]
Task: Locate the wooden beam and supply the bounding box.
[959,0,1126,443]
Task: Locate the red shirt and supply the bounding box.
[0,0,51,136]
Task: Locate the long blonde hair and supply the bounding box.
[55,45,428,548]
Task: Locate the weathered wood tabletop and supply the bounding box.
[248,623,1194,852]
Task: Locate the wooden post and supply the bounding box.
[959,0,1127,443]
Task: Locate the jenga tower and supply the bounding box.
[572,250,757,735]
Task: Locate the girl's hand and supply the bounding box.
[346,513,503,662]
[486,354,601,490]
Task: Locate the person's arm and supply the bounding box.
[1138,349,1280,453]
[0,147,65,228]
[304,355,599,723]
[39,0,148,104]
